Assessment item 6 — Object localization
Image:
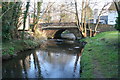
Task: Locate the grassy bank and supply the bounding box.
[2,31,47,60]
[80,31,119,78]
[2,40,39,60]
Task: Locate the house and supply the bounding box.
[108,2,118,25]
[93,9,108,24]
[99,16,108,24]
[92,3,118,25]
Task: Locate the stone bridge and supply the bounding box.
[39,22,115,39]
[39,22,82,39]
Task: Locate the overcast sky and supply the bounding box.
[23,0,114,16]
[29,0,113,10]
[29,0,113,11]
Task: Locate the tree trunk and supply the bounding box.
[22,2,30,40]
[74,0,84,38]
[93,3,110,36]
[32,0,36,32]
[113,0,120,14]
[93,12,100,36]
[33,1,42,32]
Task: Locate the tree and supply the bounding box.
[43,2,53,23]
[2,2,22,41]
[74,0,92,38]
[113,0,120,31]
[45,10,51,23]
[74,0,110,37]
[115,12,120,31]
[93,2,110,36]
[21,2,30,40]
[59,4,68,23]
[32,1,42,32]
[113,0,120,14]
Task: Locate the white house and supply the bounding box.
[93,9,108,24]
[108,2,118,25]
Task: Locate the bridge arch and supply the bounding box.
[53,29,80,40]
[54,29,66,39]
[42,28,82,39]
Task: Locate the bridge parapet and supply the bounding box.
[42,26,78,30]
[40,22,77,27]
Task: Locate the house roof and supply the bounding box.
[108,2,116,11]
[108,1,120,11]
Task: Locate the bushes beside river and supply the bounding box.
[2,31,47,60]
[2,40,39,60]
[80,31,119,78]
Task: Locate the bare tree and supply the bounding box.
[74,0,110,37]
[74,0,84,38]
[74,0,92,38]
[41,2,55,21]
[32,1,42,32]
[93,2,110,36]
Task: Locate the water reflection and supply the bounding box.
[2,50,42,78]
[73,48,83,77]
[2,39,85,78]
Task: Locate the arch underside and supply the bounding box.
[54,29,66,39]
[53,28,81,39]
[42,28,82,39]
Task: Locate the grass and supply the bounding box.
[80,31,119,78]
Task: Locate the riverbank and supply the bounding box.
[2,31,47,60]
[80,31,119,78]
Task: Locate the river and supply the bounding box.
[2,39,85,78]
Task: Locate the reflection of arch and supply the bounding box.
[54,29,66,39]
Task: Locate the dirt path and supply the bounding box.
[92,58,104,78]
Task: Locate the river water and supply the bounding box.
[2,39,85,78]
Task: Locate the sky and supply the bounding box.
[29,0,113,10]
[22,0,114,16]
[42,0,112,13]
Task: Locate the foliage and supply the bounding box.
[2,2,22,41]
[2,47,14,55]
[115,13,120,31]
